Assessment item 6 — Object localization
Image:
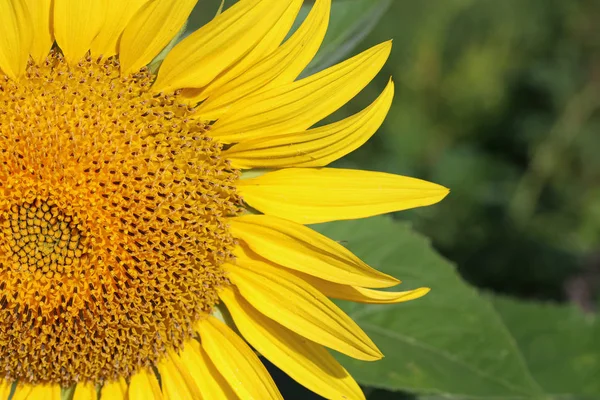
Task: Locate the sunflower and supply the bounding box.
[0,0,448,399]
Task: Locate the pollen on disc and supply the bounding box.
[0,51,242,385]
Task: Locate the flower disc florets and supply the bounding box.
[0,51,241,385]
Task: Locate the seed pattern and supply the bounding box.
[0,52,242,385]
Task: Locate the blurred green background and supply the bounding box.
[187,0,600,398]
[339,0,600,305]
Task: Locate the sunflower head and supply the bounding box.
[0,0,448,398]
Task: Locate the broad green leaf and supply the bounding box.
[313,217,599,399]
[296,0,392,76]
[490,296,600,397]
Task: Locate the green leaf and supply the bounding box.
[297,0,392,76]
[490,296,600,398]
[313,217,600,399]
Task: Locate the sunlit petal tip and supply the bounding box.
[194,0,331,117]
[181,0,304,104]
[225,260,384,361]
[295,271,431,304]
[238,168,450,224]
[220,286,367,400]
[153,0,299,93]
[226,79,395,169]
[211,40,394,143]
[229,217,400,288]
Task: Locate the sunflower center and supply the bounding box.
[2,201,83,277]
[0,52,241,385]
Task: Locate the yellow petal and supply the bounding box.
[72,383,97,400]
[90,0,149,57]
[238,168,450,224]
[25,0,52,64]
[158,350,203,400]
[220,286,365,399]
[100,378,128,400]
[225,260,382,361]
[0,381,12,399]
[11,384,31,400]
[119,0,197,75]
[0,0,32,79]
[153,0,299,93]
[225,79,394,169]
[181,0,303,104]
[179,339,238,399]
[197,315,282,400]
[229,215,399,288]
[129,368,163,400]
[294,270,431,304]
[53,0,106,63]
[195,0,330,119]
[209,41,391,143]
[13,384,60,400]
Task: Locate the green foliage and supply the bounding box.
[314,218,600,399]
[491,296,600,397]
[329,0,600,301]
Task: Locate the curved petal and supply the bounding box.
[294,270,431,304]
[12,384,60,400]
[238,168,449,224]
[195,0,330,119]
[90,0,148,57]
[129,368,163,400]
[0,0,32,79]
[178,339,237,399]
[158,350,203,399]
[153,0,297,93]
[72,383,97,400]
[225,260,382,361]
[221,286,365,399]
[181,0,303,104]
[53,0,106,63]
[197,315,282,400]
[119,0,197,75]
[225,79,393,169]
[100,378,127,399]
[229,215,399,288]
[25,0,52,64]
[209,41,391,143]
